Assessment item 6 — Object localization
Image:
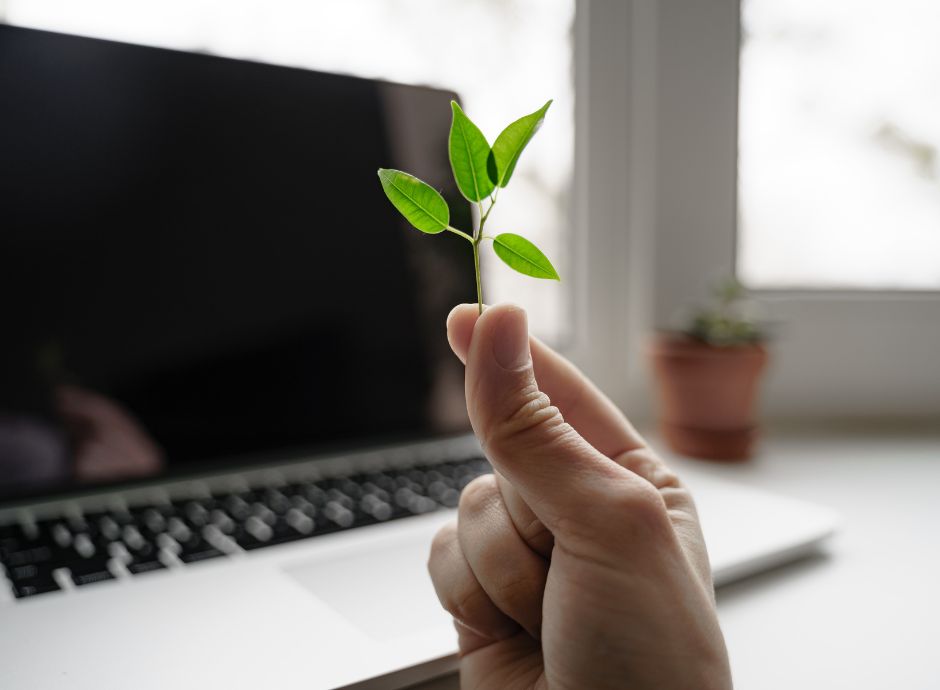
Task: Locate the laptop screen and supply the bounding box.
[0,26,475,502]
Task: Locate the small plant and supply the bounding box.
[685,277,766,347]
[378,100,559,315]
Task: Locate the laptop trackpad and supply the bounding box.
[283,536,449,641]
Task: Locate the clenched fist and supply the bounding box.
[428,304,731,689]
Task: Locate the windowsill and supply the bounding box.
[652,429,940,690]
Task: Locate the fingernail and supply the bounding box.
[492,307,530,370]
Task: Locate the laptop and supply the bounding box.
[0,25,838,689]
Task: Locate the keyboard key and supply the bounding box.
[66,514,89,533]
[71,569,115,586]
[73,533,96,559]
[263,489,291,514]
[303,485,328,506]
[131,541,157,560]
[178,547,225,564]
[166,518,192,543]
[250,503,277,526]
[439,489,460,508]
[359,495,392,521]
[201,525,237,552]
[107,541,132,564]
[323,501,355,528]
[183,502,210,527]
[50,523,72,548]
[337,479,363,500]
[6,562,51,582]
[224,495,251,521]
[289,496,317,518]
[244,516,273,543]
[4,545,53,568]
[69,558,115,586]
[208,510,236,534]
[127,559,166,575]
[11,576,60,598]
[285,508,315,535]
[361,483,390,502]
[141,509,166,534]
[156,534,181,555]
[122,526,147,551]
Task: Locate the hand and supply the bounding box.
[428,304,732,689]
[56,385,164,482]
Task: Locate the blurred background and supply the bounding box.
[1,3,938,687]
[0,0,576,341]
[3,0,937,426]
[739,0,940,290]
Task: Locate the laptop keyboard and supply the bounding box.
[0,455,492,600]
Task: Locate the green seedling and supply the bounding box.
[378,100,559,315]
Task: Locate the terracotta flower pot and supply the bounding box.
[649,334,768,461]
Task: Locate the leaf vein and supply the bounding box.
[388,177,447,227]
[496,238,552,276]
[456,115,481,201]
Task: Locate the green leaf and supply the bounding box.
[488,100,552,188]
[448,101,495,202]
[492,233,560,280]
[377,168,449,234]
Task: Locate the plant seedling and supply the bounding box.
[378,100,559,315]
[686,277,768,346]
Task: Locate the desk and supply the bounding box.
[408,431,940,690]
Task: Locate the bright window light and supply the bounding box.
[738,0,940,290]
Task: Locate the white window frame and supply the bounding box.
[569,0,940,423]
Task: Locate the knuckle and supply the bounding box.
[519,514,551,548]
[552,512,603,545]
[605,481,670,534]
[450,582,494,624]
[426,525,490,624]
[660,484,697,511]
[427,521,458,578]
[483,385,567,457]
[489,571,544,614]
[615,448,681,490]
[505,387,557,435]
[429,521,457,562]
[458,474,498,518]
[511,512,556,555]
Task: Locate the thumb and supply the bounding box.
[465,304,625,531]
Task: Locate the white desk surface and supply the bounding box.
[408,430,940,690]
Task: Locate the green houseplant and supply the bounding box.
[378,100,559,315]
[649,278,770,460]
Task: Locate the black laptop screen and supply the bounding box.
[0,26,475,501]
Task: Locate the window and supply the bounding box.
[3,0,575,338]
[637,0,940,420]
[738,0,940,290]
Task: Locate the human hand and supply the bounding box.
[428,304,732,689]
[56,385,164,482]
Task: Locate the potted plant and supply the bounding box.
[649,278,769,461]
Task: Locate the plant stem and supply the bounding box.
[470,195,498,315]
[445,226,474,243]
[472,237,483,315]
[445,223,483,313]
[480,195,497,227]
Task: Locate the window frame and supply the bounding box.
[570,0,940,422]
